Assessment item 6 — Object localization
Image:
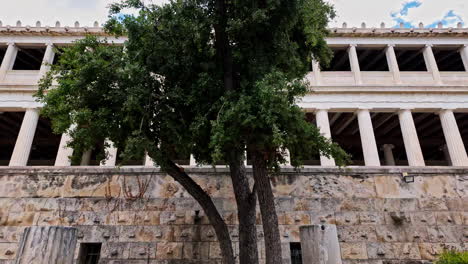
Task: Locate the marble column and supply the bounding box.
[39,43,55,78]
[144,153,156,166]
[460,45,468,72]
[315,109,336,166]
[422,44,442,85]
[398,109,425,166]
[9,108,40,166]
[312,59,322,85]
[0,43,17,81]
[357,109,380,166]
[284,148,292,166]
[80,150,92,166]
[381,144,396,166]
[385,44,402,84]
[101,140,118,166]
[348,44,362,85]
[54,132,74,166]
[439,109,468,166]
[190,154,196,166]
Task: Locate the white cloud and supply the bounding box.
[397,0,467,28]
[0,0,465,28]
[327,0,467,28]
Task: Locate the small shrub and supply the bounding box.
[436,251,468,264]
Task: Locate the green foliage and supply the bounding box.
[36,0,349,168]
[436,251,468,264]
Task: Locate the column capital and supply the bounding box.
[382,144,395,150]
[24,107,40,111]
[356,107,372,112]
[349,44,358,47]
[386,44,396,48]
[314,108,330,113]
[424,44,433,48]
[457,44,468,52]
[398,108,414,113]
[438,108,456,114]
[6,42,15,47]
[45,42,54,47]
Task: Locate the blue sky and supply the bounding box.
[0,0,466,29]
[328,0,466,28]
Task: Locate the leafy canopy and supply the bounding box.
[37,0,348,168]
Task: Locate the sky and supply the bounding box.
[0,0,466,29]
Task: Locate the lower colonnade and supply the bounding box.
[2,107,467,167]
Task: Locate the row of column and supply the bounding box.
[0,42,55,81]
[7,108,468,167]
[312,44,468,86]
[315,108,468,167]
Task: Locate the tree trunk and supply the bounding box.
[15,226,77,264]
[251,150,283,264]
[228,151,259,264]
[163,159,235,264]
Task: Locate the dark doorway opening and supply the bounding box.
[28,117,61,166]
[413,113,448,166]
[77,243,101,264]
[0,112,25,165]
[330,112,364,165]
[373,113,409,166]
[290,242,302,264]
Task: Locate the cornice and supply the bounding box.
[0,23,467,38]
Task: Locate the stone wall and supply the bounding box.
[0,167,466,264]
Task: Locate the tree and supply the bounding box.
[37,0,348,263]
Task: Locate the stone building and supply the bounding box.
[0,20,467,263]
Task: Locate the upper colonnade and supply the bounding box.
[0,21,467,167]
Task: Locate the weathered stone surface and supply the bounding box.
[0,168,465,263]
[0,243,16,260]
[393,243,421,259]
[341,242,368,259]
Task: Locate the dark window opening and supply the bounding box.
[330,112,364,165]
[0,47,6,65]
[455,113,468,155]
[116,148,145,166]
[12,47,46,70]
[321,47,351,71]
[290,242,302,264]
[433,47,465,71]
[27,117,61,166]
[0,112,25,165]
[357,47,389,71]
[395,48,427,71]
[413,113,448,166]
[78,243,101,264]
[373,113,408,166]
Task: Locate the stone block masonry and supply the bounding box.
[0,167,466,263]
